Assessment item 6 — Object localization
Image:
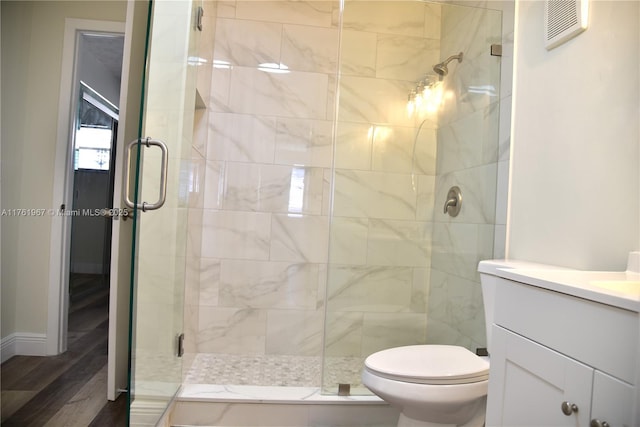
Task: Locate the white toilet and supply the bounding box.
[361,260,511,427]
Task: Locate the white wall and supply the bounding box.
[508,0,640,270]
[1,1,126,347]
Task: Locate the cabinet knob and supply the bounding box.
[590,420,610,427]
[561,401,579,416]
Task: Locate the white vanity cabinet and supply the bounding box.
[486,277,639,427]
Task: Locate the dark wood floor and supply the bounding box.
[1,276,128,426]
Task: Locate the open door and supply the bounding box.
[120,0,200,424]
[107,0,151,402]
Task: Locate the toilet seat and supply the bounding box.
[364,345,489,385]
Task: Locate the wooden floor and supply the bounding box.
[1,278,128,426]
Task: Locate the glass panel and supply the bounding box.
[128,1,200,424]
[322,0,502,394]
[182,0,340,390]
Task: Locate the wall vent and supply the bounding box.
[544,0,589,50]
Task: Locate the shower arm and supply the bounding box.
[440,52,463,67]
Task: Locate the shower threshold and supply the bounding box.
[172,384,396,427]
[179,383,380,404]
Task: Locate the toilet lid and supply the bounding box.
[364,345,489,385]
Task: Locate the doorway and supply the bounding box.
[64,31,124,355]
[68,80,119,341]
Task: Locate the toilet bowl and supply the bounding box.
[362,345,489,427]
[361,260,524,427]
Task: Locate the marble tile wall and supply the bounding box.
[426,2,511,351]
[197,0,340,359]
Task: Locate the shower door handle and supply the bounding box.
[124,137,168,212]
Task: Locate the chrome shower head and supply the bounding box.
[433,63,448,76]
[432,52,464,77]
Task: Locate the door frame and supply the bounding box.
[48,17,127,394]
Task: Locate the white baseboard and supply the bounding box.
[1,332,47,363]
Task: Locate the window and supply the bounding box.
[74,82,118,170]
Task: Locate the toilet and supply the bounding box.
[361,260,516,427]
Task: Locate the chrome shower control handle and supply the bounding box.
[590,420,610,427]
[444,197,458,213]
[561,401,579,416]
[443,186,462,217]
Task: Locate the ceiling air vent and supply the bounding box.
[544,0,589,50]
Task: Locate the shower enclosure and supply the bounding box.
[127,0,503,423]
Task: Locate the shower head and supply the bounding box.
[433,52,464,77]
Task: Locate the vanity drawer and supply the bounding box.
[494,277,638,383]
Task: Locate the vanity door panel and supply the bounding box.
[487,326,593,427]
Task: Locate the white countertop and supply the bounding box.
[493,268,640,312]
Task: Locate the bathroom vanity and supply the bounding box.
[484,261,639,427]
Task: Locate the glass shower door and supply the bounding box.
[322,0,503,394]
[126,0,199,424]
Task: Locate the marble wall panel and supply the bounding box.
[413,125,438,175]
[274,118,333,168]
[326,265,414,312]
[202,160,223,209]
[416,174,436,221]
[434,163,498,225]
[201,210,271,260]
[423,2,442,39]
[216,1,236,19]
[270,214,329,263]
[235,1,336,28]
[214,18,282,67]
[375,34,440,82]
[436,102,499,174]
[219,164,324,214]
[426,269,486,350]
[366,219,432,267]
[265,309,324,355]
[370,125,419,174]
[361,313,428,355]
[441,4,502,62]
[281,25,339,74]
[334,122,373,170]
[340,29,377,77]
[333,170,417,220]
[342,1,427,37]
[228,67,329,119]
[199,258,221,307]
[186,153,207,209]
[210,66,231,112]
[207,112,277,163]
[338,76,413,127]
[411,267,431,313]
[323,312,364,356]
[328,217,369,265]
[219,260,319,309]
[198,307,267,354]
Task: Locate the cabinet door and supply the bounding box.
[487,326,593,426]
[591,370,635,427]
